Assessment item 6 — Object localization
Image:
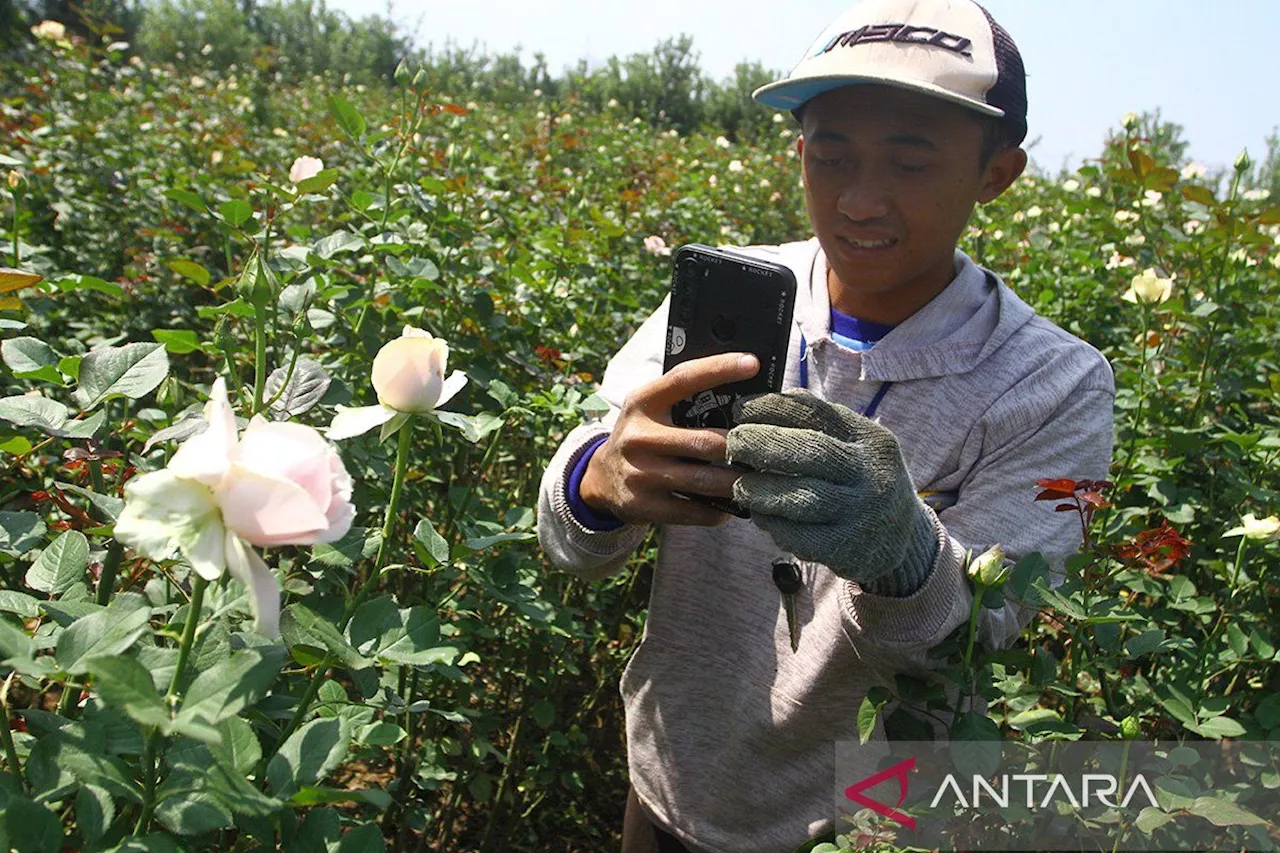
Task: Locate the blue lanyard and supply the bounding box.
[797,332,893,418]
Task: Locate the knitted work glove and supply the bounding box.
[726,390,939,597]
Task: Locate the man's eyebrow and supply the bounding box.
[808,130,849,143]
[885,133,938,149]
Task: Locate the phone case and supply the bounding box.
[662,243,797,516]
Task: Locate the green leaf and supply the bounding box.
[296,168,339,194]
[357,721,407,746]
[336,823,386,853]
[56,274,124,298]
[530,699,555,729]
[151,329,203,355]
[209,716,262,775]
[55,598,152,675]
[100,838,182,853]
[52,409,106,439]
[0,619,36,668]
[83,655,168,727]
[267,717,351,797]
[1135,806,1172,834]
[0,394,69,432]
[307,527,377,573]
[329,95,367,140]
[281,604,371,672]
[1255,693,1280,730]
[177,646,285,727]
[164,188,207,213]
[265,358,330,419]
[1188,795,1267,826]
[2,336,58,374]
[856,693,886,744]
[313,229,365,259]
[1156,684,1197,725]
[435,410,503,443]
[1189,716,1246,739]
[73,342,169,409]
[54,481,125,523]
[412,519,450,566]
[167,260,210,286]
[950,711,1001,779]
[1124,627,1166,657]
[154,790,233,836]
[2,796,63,853]
[0,512,45,555]
[0,591,40,618]
[25,529,89,595]
[218,199,252,228]
[463,530,534,551]
[76,784,115,845]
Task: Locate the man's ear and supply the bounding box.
[796,135,804,158]
[977,146,1028,204]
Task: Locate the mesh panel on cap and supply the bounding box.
[976,2,1027,146]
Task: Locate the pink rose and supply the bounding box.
[116,377,353,636]
[289,155,324,184]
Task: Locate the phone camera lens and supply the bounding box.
[711,314,736,343]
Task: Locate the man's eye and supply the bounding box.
[896,162,926,173]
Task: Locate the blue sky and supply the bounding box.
[330,0,1277,175]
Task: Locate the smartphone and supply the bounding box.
[662,243,797,516]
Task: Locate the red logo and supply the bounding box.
[844,756,916,829]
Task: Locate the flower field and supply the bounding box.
[1,21,1279,853]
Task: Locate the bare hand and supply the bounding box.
[579,353,760,526]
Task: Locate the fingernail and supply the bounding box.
[739,354,759,371]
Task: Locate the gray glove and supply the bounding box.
[726,390,939,597]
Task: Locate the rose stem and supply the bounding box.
[135,573,208,833]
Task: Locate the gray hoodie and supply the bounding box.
[537,239,1114,853]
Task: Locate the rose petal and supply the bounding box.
[225,532,280,637]
[435,370,468,410]
[170,377,236,487]
[326,404,397,440]
[115,469,222,567]
[316,452,355,544]
[236,420,339,513]
[216,465,332,547]
[371,336,446,412]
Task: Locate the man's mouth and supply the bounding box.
[839,235,897,249]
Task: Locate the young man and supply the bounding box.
[538,1,1114,851]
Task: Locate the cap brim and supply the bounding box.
[752,74,1005,119]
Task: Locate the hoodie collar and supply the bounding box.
[793,237,1036,382]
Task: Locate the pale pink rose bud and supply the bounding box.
[643,235,670,256]
[289,155,324,184]
[371,326,449,412]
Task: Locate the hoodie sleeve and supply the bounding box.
[843,352,1115,661]
[536,296,673,580]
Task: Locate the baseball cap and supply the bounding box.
[752,0,1027,145]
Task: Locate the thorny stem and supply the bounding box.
[1112,306,1151,495]
[135,574,208,834]
[1188,168,1244,425]
[269,419,416,760]
[251,301,269,414]
[1,673,25,792]
[1229,535,1250,592]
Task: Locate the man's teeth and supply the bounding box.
[846,237,894,248]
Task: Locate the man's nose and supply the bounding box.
[836,168,891,222]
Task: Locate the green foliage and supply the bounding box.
[1,15,1277,853]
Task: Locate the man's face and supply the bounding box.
[798,84,1025,322]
